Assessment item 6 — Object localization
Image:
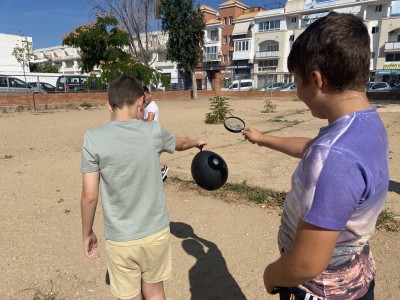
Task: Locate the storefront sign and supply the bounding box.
[383,64,400,70]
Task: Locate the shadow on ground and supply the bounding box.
[389,180,400,195]
[170,221,247,300]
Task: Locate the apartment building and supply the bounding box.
[130,31,179,85]
[0,33,33,73]
[197,0,400,89]
[33,46,86,75]
[252,0,400,88]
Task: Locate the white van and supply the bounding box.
[223,79,253,91]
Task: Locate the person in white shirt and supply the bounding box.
[143,86,169,181]
[143,86,159,122]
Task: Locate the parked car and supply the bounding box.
[366,82,390,91]
[149,84,165,91]
[28,82,56,92]
[56,75,107,92]
[276,82,297,91]
[221,79,254,91]
[0,75,46,93]
[258,82,286,91]
[170,82,185,90]
[56,75,87,92]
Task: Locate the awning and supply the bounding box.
[232,21,250,35]
[377,70,400,75]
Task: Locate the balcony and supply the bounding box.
[153,60,175,68]
[385,42,400,52]
[233,50,253,61]
[255,51,280,59]
[203,53,220,62]
[205,37,220,44]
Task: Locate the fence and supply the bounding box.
[0,72,297,94]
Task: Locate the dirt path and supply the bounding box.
[0,97,399,299]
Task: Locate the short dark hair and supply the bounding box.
[287,12,370,92]
[108,75,144,109]
[143,86,150,93]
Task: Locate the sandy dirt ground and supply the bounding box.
[0,96,399,300]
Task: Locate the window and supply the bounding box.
[224,17,227,25]
[223,36,227,44]
[228,35,232,46]
[259,20,281,32]
[259,60,278,68]
[223,55,227,62]
[371,52,376,59]
[258,60,279,71]
[205,46,217,54]
[372,26,379,34]
[229,54,233,61]
[229,16,233,25]
[385,53,400,61]
[397,35,400,42]
[291,17,297,23]
[210,30,219,41]
[234,40,250,52]
[375,5,382,12]
[289,35,295,41]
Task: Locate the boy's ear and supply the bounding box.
[137,96,144,109]
[311,71,327,89]
[106,101,113,113]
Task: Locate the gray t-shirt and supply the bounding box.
[81,119,176,242]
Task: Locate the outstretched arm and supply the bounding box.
[81,171,101,260]
[242,127,313,158]
[175,136,207,151]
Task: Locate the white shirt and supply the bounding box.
[144,101,159,122]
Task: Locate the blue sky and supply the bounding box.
[0,0,284,49]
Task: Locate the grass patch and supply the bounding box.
[80,102,93,108]
[1,154,14,159]
[222,181,286,206]
[170,177,398,232]
[170,177,286,208]
[376,209,399,232]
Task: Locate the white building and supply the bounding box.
[248,0,400,87]
[0,33,33,73]
[131,31,180,84]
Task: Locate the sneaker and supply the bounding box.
[161,165,169,182]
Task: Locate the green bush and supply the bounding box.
[205,96,232,124]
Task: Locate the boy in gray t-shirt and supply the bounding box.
[80,75,206,299]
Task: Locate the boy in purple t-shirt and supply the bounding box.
[242,12,389,300]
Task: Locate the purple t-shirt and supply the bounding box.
[278,108,389,299]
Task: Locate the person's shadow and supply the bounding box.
[389,180,400,195]
[170,221,247,300]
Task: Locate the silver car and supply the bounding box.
[0,76,46,93]
[366,82,390,91]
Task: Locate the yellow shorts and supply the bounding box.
[105,227,172,299]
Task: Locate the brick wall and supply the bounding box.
[1,90,398,108]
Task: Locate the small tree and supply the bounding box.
[261,99,277,113]
[62,13,165,86]
[158,0,205,99]
[205,96,232,124]
[12,35,34,86]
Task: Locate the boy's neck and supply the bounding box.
[112,106,140,121]
[324,91,371,123]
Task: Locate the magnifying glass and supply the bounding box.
[224,116,245,133]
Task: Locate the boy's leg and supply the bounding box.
[141,281,166,300]
[141,227,172,298]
